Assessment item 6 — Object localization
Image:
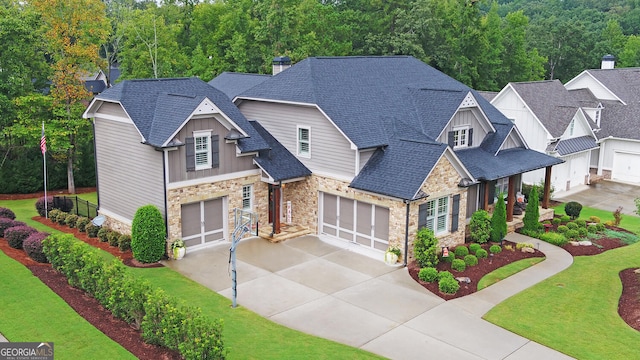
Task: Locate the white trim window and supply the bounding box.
[495,177,508,197]
[242,185,252,210]
[453,126,469,148]
[194,130,211,170]
[568,119,575,136]
[423,197,449,235]
[297,126,310,157]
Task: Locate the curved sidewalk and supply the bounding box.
[164,234,575,360]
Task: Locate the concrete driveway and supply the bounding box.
[553,180,640,215]
[163,234,573,360]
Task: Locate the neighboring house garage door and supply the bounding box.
[181,198,226,247]
[569,153,589,188]
[320,192,389,251]
[612,152,640,183]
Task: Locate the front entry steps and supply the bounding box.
[258,224,312,243]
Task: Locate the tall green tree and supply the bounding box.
[490,193,507,242]
[499,11,546,86]
[619,35,640,66]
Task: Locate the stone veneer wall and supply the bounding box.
[101,213,132,235]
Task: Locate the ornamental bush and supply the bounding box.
[565,229,580,240]
[589,216,601,223]
[47,209,61,222]
[516,242,534,250]
[131,205,167,264]
[464,254,478,267]
[454,245,469,257]
[539,232,568,246]
[596,223,606,231]
[0,207,16,220]
[5,225,37,249]
[35,196,54,217]
[560,215,571,223]
[469,243,481,254]
[97,227,111,242]
[552,217,561,225]
[440,252,455,263]
[56,212,68,225]
[418,267,439,283]
[489,244,502,254]
[587,225,598,233]
[575,219,587,228]
[65,214,79,228]
[476,248,488,259]
[0,218,24,238]
[578,227,588,237]
[76,217,90,232]
[451,258,466,272]
[557,225,569,233]
[469,210,491,244]
[118,234,132,252]
[23,232,50,263]
[413,227,439,268]
[564,201,583,219]
[522,185,541,233]
[438,271,454,281]
[490,193,507,242]
[108,230,121,247]
[566,222,578,230]
[438,277,460,294]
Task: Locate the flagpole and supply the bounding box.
[42,122,48,219]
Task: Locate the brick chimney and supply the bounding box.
[272,56,291,75]
[601,54,615,69]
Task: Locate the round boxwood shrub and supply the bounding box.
[564,201,583,220]
[489,244,502,254]
[438,277,460,294]
[414,228,439,268]
[76,217,90,232]
[131,205,167,264]
[85,223,99,238]
[557,225,569,233]
[578,227,588,237]
[566,222,578,230]
[97,227,111,242]
[108,230,121,246]
[560,215,571,223]
[469,210,491,244]
[464,254,478,267]
[587,225,598,233]
[5,225,37,249]
[35,196,54,217]
[552,218,561,226]
[476,248,488,259]
[118,234,132,252]
[451,258,466,272]
[0,218,24,238]
[575,219,587,228]
[565,229,579,240]
[65,214,79,228]
[589,216,601,224]
[418,267,439,283]
[56,212,68,225]
[469,243,482,254]
[47,209,61,222]
[539,232,568,246]
[23,232,50,263]
[0,207,16,220]
[438,270,454,281]
[596,223,606,232]
[454,245,469,257]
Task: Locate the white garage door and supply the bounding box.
[612,152,640,183]
[181,197,226,248]
[320,192,389,251]
[569,153,589,188]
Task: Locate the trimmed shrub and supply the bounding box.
[97,227,111,242]
[418,267,439,282]
[454,245,469,257]
[469,243,481,254]
[560,215,571,223]
[464,254,478,267]
[566,222,578,230]
[438,277,460,294]
[565,201,583,219]
[131,205,167,264]
[604,220,614,227]
[0,218,24,238]
[56,212,68,225]
[469,210,491,244]
[516,242,534,250]
[587,225,598,233]
[47,209,61,222]
[489,244,502,254]
[557,225,569,233]
[76,217,90,232]
[565,229,579,240]
[85,223,100,238]
[118,234,132,252]
[490,193,507,242]
[5,225,37,249]
[0,207,16,220]
[522,185,540,232]
[552,218,561,225]
[23,232,50,263]
[35,196,54,217]
[540,232,568,246]
[451,258,466,272]
[414,228,439,268]
[476,248,488,259]
[575,219,587,228]
[596,223,606,232]
[589,216,601,223]
[65,214,79,228]
[520,228,541,238]
[441,253,455,263]
[108,230,121,247]
[438,271,454,281]
[578,227,588,237]
[504,244,514,251]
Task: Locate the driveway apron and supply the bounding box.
[163,234,574,359]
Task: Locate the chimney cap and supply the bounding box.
[602,54,616,61]
[272,56,291,65]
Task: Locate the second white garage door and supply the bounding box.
[612,152,640,184]
[320,192,389,251]
[181,197,227,248]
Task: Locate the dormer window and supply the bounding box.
[452,126,471,148]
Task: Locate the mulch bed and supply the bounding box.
[619,269,640,332]
[0,187,97,200]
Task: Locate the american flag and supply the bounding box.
[40,123,47,154]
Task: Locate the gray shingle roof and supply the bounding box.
[208,72,271,100]
[587,68,640,104]
[599,101,640,140]
[551,136,598,156]
[250,121,311,182]
[95,77,268,152]
[455,147,564,181]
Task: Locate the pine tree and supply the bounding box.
[490,193,507,242]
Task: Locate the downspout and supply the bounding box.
[404,199,410,267]
[162,150,169,237]
[91,120,100,210]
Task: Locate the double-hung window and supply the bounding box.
[297,126,310,157]
[242,185,252,210]
[419,196,449,235]
[453,126,469,148]
[194,130,211,170]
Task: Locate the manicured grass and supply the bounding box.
[477,257,545,291]
[553,204,640,234]
[0,198,382,359]
[76,192,97,205]
[484,241,640,360]
[0,198,63,234]
[0,252,134,359]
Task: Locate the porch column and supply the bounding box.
[507,175,516,222]
[483,181,489,210]
[273,186,281,234]
[543,166,552,209]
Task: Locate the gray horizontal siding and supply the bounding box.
[438,109,487,146]
[239,101,356,178]
[94,118,165,220]
[168,116,256,183]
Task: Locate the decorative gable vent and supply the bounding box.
[459,92,477,108]
[195,100,217,114]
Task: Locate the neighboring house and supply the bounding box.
[489,80,599,192]
[84,56,561,262]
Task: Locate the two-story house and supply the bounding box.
[84,56,561,263]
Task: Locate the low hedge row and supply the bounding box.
[0,207,49,263]
[48,209,131,253]
[42,234,225,359]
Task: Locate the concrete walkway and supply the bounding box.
[553,180,640,215]
[163,233,574,359]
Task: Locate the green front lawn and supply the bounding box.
[553,204,640,234]
[484,241,640,359]
[477,257,545,291]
